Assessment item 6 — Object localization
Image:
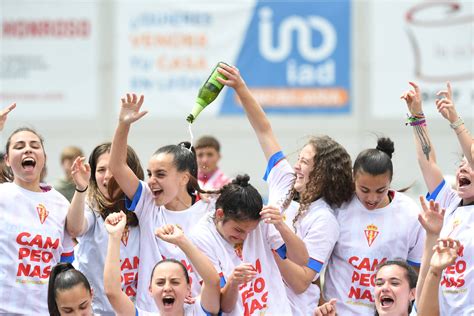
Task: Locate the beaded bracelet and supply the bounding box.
[406,115,427,127]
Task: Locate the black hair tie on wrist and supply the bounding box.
[75,185,88,193]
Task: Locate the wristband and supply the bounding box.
[450,117,464,129]
[75,185,88,193]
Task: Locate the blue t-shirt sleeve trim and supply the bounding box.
[407,260,421,268]
[425,179,445,201]
[135,307,139,316]
[201,304,217,316]
[263,151,285,181]
[307,257,324,273]
[125,182,143,211]
[275,243,287,259]
[219,272,226,288]
[60,251,74,263]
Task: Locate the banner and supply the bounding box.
[371,1,473,118]
[116,0,351,118]
[0,1,98,119]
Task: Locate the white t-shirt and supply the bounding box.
[0,182,75,315]
[265,154,340,316]
[324,192,425,315]
[428,180,474,316]
[127,181,213,312]
[75,204,140,315]
[190,213,293,316]
[135,297,208,316]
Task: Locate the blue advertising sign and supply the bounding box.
[220,0,351,114]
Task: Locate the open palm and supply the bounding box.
[119,93,148,125]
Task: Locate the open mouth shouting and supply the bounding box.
[162,295,175,308]
[380,295,394,309]
[21,157,36,171]
[458,176,471,188]
[152,187,164,199]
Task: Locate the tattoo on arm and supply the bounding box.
[415,125,431,161]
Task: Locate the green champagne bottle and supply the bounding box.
[186,62,228,123]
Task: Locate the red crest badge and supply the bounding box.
[121,226,130,247]
[234,243,243,260]
[36,203,49,224]
[364,224,379,247]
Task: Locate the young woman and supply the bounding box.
[66,142,144,315]
[217,64,353,315]
[189,174,309,316]
[323,137,425,315]
[104,211,220,315]
[0,103,75,314]
[48,263,94,316]
[108,94,214,311]
[402,82,473,315]
[316,260,418,316]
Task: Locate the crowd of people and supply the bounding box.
[0,64,472,316]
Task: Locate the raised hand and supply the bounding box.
[314,298,337,316]
[430,238,461,273]
[216,63,246,91]
[229,263,257,286]
[260,205,285,230]
[418,196,445,236]
[70,157,91,191]
[435,82,458,123]
[155,224,185,246]
[119,93,148,125]
[401,82,423,116]
[0,103,16,131]
[105,211,127,237]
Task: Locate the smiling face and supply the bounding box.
[149,261,189,315]
[456,158,474,204]
[293,144,316,193]
[55,284,93,316]
[5,130,46,190]
[374,265,415,316]
[147,153,189,208]
[354,171,391,210]
[94,152,112,199]
[215,209,259,245]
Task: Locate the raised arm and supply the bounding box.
[109,94,148,199]
[104,212,135,316]
[417,238,460,316]
[401,82,443,193]
[220,263,257,313]
[435,82,473,169]
[66,157,91,237]
[0,103,16,132]
[415,197,445,303]
[261,205,313,294]
[217,64,281,161]
[155,225,220,314]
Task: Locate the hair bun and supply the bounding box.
[232,174,250,187]
[376,137,395,159]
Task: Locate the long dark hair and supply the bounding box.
[281,136,354,232]
[354,137,394,180]
[215,174,263,223]
[153,141,208,198]
[48,263,92,316]
[88,142,144,226]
